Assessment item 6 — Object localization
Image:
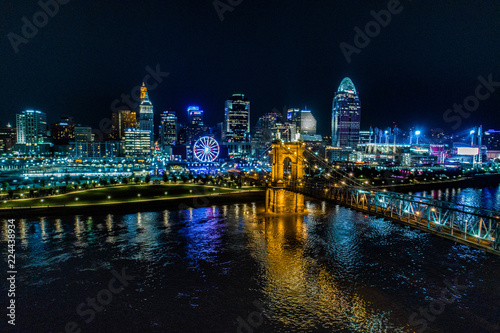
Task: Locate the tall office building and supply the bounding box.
[223,94,250,142]
[187,106,204,126]
[139,83,154,146]
[287,108,317,136]
[186,106,204,143]
[300,110,317,135]
[254,112,282,144]
[16,109,47,144]
[112,109,137,140]
[160,111,178,146]
[332,77,361,149]
[51,116,75,144]
[124,129,151,157]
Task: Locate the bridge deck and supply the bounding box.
[284,182,500,256]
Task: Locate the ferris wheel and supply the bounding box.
[193,136,220,162]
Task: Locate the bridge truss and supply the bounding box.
[287,181,500,254]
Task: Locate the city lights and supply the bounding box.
[2,5,500,332]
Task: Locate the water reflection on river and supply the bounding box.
[1,192,500,332]
[412,185,500,211]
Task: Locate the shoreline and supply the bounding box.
[379,173,500,193]
[0,191,266,219]
[3,173,500,219]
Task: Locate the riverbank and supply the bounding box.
[379,173,500,193]
[0,189,266,218]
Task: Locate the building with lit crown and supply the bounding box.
[186,106,205,143]
[332,77,361,150]
[188,106,204,126]
[139,83,154,147]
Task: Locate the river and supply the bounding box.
[1,186,500,332]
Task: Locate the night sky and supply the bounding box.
[2,0,500,136]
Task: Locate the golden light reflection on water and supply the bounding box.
[55,219,63,234]
[74,216,86,248]
[105,214,117,244]
[18,219,27,247]
[163,210,169,227]
[0,219,7,242]
[106,215,113,232]
[244,206,405,332]
[40,218,47,239]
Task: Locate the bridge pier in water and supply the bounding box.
[265,187,305,214]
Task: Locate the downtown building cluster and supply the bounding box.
[6,77,500,167]
[8,84,320,161]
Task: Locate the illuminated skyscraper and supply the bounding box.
[112,109,137,140]
[332,77,361,149]
[287,108,317,136]
[139,83,154,146]
[223,94,250,142]
[186,106,204,143]
[124,129,151,157]
[16,109,47,144]
[160,111,178,146]
[187,106,204,126]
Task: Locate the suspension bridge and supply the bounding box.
[265,140,500,255]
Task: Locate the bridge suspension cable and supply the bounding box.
[271,140,370,188]
[302,148,372,189]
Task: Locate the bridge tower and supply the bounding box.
[266,140,306,213]
[271,140,306,187]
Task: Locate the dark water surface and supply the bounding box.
[1,187,500,332]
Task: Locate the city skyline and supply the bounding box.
[4,79,497,141]
[2,2,500,135]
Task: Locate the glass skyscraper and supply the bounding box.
[186,106,204,144]
[16,109,47,144]
[223,94,250,142]
[332,77,361,150]
[160,111,178,146]
[287,108,317,136]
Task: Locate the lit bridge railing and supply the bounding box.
[285,180,500,254]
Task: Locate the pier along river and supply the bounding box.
[1,186,500,332]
